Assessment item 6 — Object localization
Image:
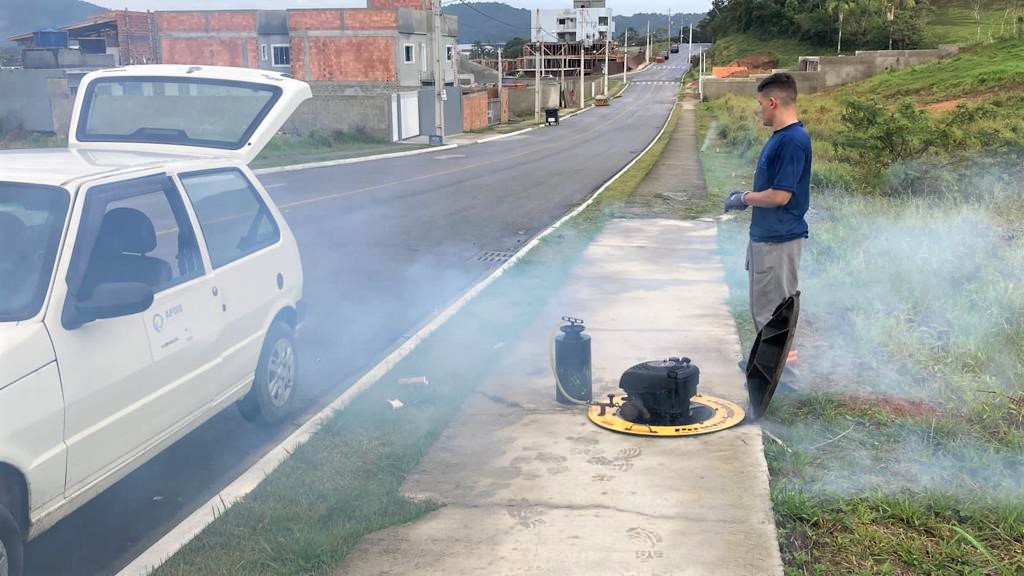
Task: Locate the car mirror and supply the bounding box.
[67,282,154,328]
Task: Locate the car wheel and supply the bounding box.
[238,321,298,424]
[0,505,23,576]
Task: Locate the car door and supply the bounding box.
[176,167,299,392]
[46,173,225,495]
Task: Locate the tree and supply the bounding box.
[471,40,485,59]
[828,0,857,53]
[973,0,985,42]
[503,36,527,60]
[616,27,640,45]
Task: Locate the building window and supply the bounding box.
[271,45,291,67]
[598,16,609,26]
[260,44,268,62]
[404,44,415,64]
[446,45,453,62]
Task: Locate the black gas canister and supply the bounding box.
[554,316,592,404]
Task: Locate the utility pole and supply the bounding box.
[646,21,650,64]
[579,40,585,109]
[603,24,609,95]
[688,22,693,65]
[534,9,541,123]
[432,0,445,143]
[497,46,503,121]
[668,8,672,52]
[622,28,628,83]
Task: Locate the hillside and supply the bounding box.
[443,2,530,44]
[0,0,108,45]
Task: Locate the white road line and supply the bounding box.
[116,85,680,576]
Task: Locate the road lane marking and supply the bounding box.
[277,84,666,212]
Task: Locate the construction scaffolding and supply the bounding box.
[518,41,622,78]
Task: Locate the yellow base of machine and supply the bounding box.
[588,394,746,437]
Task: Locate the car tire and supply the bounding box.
[238,321,298,424]
[0,505,23,576]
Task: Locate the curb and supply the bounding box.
[252,144,457,175]
[117,76,679,576]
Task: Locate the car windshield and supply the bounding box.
[0,183,69,322]
[76,77,281,150]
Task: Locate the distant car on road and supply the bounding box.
[670,44,680,53]
[0,65,311,576]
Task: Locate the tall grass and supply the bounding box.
[701,36,1024,572]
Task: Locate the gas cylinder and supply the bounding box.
[554,316,592,404]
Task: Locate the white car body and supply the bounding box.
[0,65,311,555]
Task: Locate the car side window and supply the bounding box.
[178,168,281,269]
[71,175,204,300]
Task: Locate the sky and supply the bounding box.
[107,1,712,17]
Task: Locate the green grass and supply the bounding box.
[152,98,704,576]
[251,131,418,169]
[839,37,1024,103]
[706,34,825,68]
[698,33,1024,574]
[925,0,1022,45]
[0,131,64,150]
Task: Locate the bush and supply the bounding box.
[303,128,334,148]
[811,163,857,193]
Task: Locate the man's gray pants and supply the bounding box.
[747,238,804,333]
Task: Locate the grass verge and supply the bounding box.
[251,131,423,169]
[698,45,1024,573]
[152,96,703,576]
[706,34,826,68]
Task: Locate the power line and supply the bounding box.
[443,0,524,30]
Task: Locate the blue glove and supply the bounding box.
[724,191,748,212]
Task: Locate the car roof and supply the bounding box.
[0,148,214,188]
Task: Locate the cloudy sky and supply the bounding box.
[109,1,711,17]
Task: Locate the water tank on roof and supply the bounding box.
[34,29,69,49]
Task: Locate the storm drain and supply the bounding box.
[475,250,515,263]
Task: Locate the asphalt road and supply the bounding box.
[23,57,694,576]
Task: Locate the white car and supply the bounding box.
[0,65,311,576]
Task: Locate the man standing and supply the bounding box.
[724,73,811,334]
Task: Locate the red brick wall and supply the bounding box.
[113,11,157,65]
[288,9,343,31]
[156,11,206,32]
[161,38,249,67]
[207,11,258,32]
[343,10,398,30]
[289,37,305,78]
[299,37,396,82]
[463,91,489,131]
[368,0,425,8]
[246,39,259,70]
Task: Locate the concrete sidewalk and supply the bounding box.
[338,219,784,576]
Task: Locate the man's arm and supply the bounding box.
[743,188,792,208]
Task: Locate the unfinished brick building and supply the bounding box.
[5,2,467,141]
[154,1,461,141]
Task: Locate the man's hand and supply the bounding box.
[724,191,749,212]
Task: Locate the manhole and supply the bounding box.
[588,394,745,437]
[475,250,515,263]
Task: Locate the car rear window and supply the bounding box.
[76,77,282,150]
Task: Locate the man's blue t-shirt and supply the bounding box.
[751,121,812,243]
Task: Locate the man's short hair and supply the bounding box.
[757,73,798,104]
